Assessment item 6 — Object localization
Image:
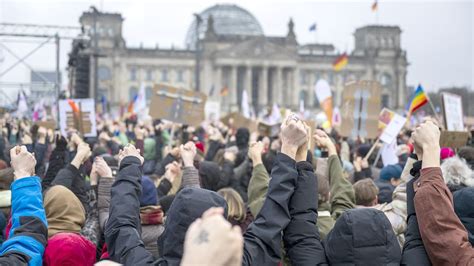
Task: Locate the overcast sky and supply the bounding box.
[0,0,472,97]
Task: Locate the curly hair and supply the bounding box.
[441,156,474,188]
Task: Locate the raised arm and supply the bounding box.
[0,146,47,265]
[180,142,200,189]
[314,130,355,219]
[247,141,270,217]
[242,115,306,265]
[104,144,154,265]
[412,121,474,265]
[284,127,327,265]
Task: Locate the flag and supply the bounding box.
[32,99,45,122]
[333,53,349,72]
[127,95,137,113]
[101,95,107,114]
[220,86,229,96]
[314,79,333,126]
[309,23,317,32]
[266,103,281,124]
[134,83,147,113]
[208,85,215,97]
[67,99,80,114]
[16,90,28,118]
[372,0,378,12]
[408,85,428,113]
[241,89,250,118]
[299,99,305,117]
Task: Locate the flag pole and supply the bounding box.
[425,92,443,127]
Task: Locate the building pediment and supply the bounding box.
[213,37,296,60]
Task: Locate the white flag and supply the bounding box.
[16,90,28,118]
[241,89,250,118]
[134,83,147,113]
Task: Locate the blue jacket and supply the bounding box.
[0,176,48,265]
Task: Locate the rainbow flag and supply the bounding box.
[333,53,349,72]
[408,85,428,113]
[128,94,138,113]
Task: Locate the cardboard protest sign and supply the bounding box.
[59,99,97,137]
[440,131,469,149]
[36,121,56,130]
[149,84,207,127]
[379,113,406,144]
[340,80,381,139]
[257,122,281,137]
[442,93,464,131]
[221,112,258,133]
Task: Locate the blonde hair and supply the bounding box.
[353,179,379,207]
[217,188,246,222]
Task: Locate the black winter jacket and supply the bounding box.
[105,152,299,265]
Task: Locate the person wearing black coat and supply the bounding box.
[105,117,308,265]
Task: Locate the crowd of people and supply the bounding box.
[0,112,473,265]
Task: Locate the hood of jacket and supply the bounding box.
[44,185,86,238]
[157,188,227,265]
[324,208,401,265]
[198,161,221,191]
[453,187,474,245]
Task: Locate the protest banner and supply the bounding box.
[442,93,464,131]
[36,121,56,130]
[221,112,258,133]
[149,84,207,127]
[340,80,381,139]
[379,113,406,144]
[440,131,470,149]
[59,99,97,137]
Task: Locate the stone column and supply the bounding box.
[275,67,283,106]
[230,65,237,106]
[292,67,300,108]
[307,69,314,108]
[259,66,268,107]
[246,66,252,105]
[215,66,222,101]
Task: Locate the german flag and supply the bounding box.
[220,87,229,96]
[333,53,349,72]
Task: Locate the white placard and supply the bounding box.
[442,93,464,131]
[59,99,97,137]
[380,113,406,144]
[205,101,221,122]
[381,139,399,166]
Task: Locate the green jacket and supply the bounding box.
[317,155,355,239]
[247,155,355,239]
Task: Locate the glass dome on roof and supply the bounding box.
[185,4,264,49]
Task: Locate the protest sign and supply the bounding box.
[36,121,56,130]
[257,122,280,137]
[205,101,220,122]
[442,93,464,131]
[340,80,381,139]
[379,113,406,144]
[221,112,258,133]
[440,131,470,149]
[381,139,399,166]
[59,99,97,137]
[378,108,396,130]
[149,84,207,127]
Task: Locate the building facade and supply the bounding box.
[77,4,408,113]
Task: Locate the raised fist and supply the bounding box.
[280,114,308,148]
[10,146,36,180]
[118,144,144,165]
[181,142,197,167]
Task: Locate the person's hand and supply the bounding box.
[169,147,181,158]
[21,134,33,145]
[70,132,83,146]
[134,127,145,140]
[313,129,337,156]
[209,127,224,142]
[37,127,47,144]
[10,146,36,180]
[181,141,197,167]
[280,114,308,159]
[412,120,441,168]
[99,131,111,142]
[353,156,362,172]
[71,142,92,169]
[92,156,113,181]
[181,207,243,266]
[248,141,264,166]
[361,158,369,169]
[47,129,55,143]
[164,161,181,183]
[118,144,144,165]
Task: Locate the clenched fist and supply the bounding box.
[10,146,36,180]
[280,114,309,148]
[181,207,243,266]
[248,141,264,166]
[118,144,144,165]
[180,142,197,167]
